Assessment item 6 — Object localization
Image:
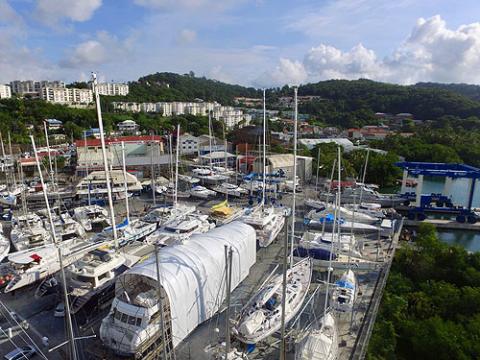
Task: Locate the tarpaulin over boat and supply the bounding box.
[116,221,256,347]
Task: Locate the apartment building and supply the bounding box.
[112,101,250,129]
[96,82,129,96]
[41,87,93,104]
[10,80,65,96]
[0,84,12,99]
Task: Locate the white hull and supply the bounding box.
[2,240,104,293]
[295,312,338,360]
[234,258,312,344]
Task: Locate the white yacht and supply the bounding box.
[189,185,217,199]
[233,258,312,344]
[295,312,338,360]
[11,225,52,251]
[296,231,360,261]
[213,183,249,198]
[241,206,284,247]
[65,248,127,314]
[76,170,143,199]
[73,205,110,231]
[1,239,101,293]
[96,218,157,247]
[305,212,379,234]
[146,213,214,245]
[331,270,358,312]
[306,205,379,224]
[142,204,196,225]
[100,222,256,358]
[47,212,86,242]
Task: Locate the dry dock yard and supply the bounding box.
[0,193,402,360]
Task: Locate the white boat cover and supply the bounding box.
[117,221,256,347]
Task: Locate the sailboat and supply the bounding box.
[234,88,312,346]
[295,312,338,360]
[295,231,360,262]
[296,162,340,360]
[233,258,312,344]
[0,223,10,262]
[331,269,358,312]
[189,185,217,199]
[240,90,285,248]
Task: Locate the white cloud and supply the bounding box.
[60,31,134,69]
[133,0,241,12]
[255,58,307,87]
[260,15,480,86]
[176,29,197,45]
[35,0,102,25]
[0,0,23,26]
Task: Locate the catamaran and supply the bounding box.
[145,212,215,245]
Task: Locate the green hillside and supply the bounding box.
[111,72,261,105]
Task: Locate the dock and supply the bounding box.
[404,218,480,231]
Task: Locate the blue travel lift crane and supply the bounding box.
[395,162,480,223]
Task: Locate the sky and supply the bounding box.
[2,0,480,87]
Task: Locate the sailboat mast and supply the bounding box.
[208,111,213,170]
[121,142,130,224]
[324,192,339,317]
[30,135,77,360]
[224,245,233,357]
[315,147,320,192]
[8,132,16,186]
[290,86,298,268]
[43,120,54,185]
[174,124,180,209]
[359,149,370,205]
[150,132,157,207]
[321,158,337,236]
[92,72,118,249]
[280,214,289,360]
[84,131,91,206]
[262,89,266,208]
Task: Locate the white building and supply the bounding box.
[111,101,250,129]
[41,87,93,104]
[10,80,65,96]
[179,133,200,155]
[298,138,355,152]
[213,106,251,130]
[117,120,140,134]
[0,84,12,99]
[96,82,129,96]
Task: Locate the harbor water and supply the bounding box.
[409,176,480,253]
